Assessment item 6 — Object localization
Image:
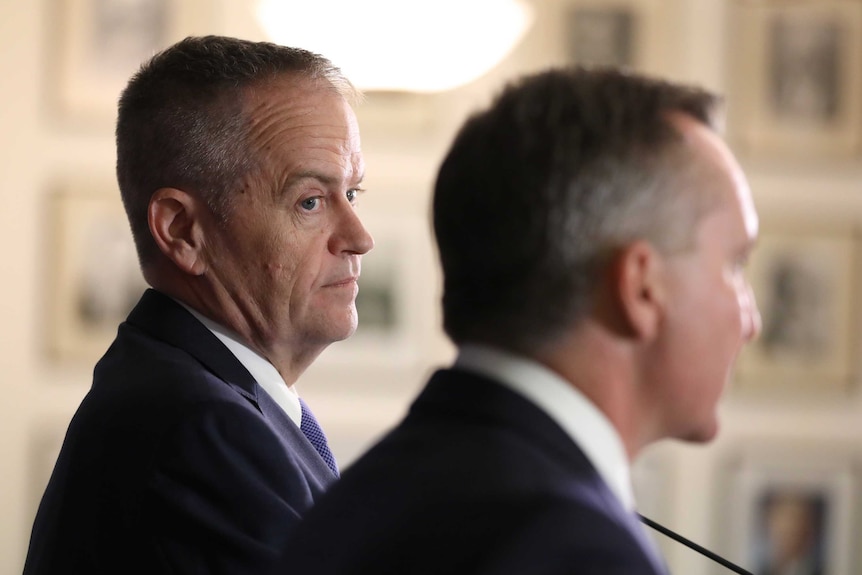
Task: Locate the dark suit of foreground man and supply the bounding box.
[283,68,762,574]
[24,36,373,574]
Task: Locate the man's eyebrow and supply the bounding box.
[285,170,365,189]
[286,170,333,187]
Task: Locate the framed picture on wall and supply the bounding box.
[727,0,862,159]
[561,0,661,72]
[47,0,212,127]
[734,226,858,393]
[723,448,856,575]
[565,5,636,68]
[46,180,147,362]
[314,214,432,369]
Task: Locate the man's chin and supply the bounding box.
[328,318,359,343]
[316,306,359,343]
[676,418,720,444]
[336,325,358,342]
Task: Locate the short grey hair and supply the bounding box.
[116,35,359,266]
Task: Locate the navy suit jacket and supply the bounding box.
[24,289,336,575]
[283,368,669,575]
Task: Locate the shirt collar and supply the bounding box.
[454,343,635,511]
[176,301,302,427]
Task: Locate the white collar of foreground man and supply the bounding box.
[454,343,635,512]
[176,298,303,427]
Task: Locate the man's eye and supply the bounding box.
[300,197,319,210]
[346,189,358,203]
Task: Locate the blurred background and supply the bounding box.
[3,0,862,573]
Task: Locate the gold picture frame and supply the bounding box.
[727,0,862,159]
[47,0,213,127]
[561,0,661,72]
[47,180,147,362]
[311,213,435,370]
[722,446,856,575]
[734,225,859,393]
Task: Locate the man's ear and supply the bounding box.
[148,188,208,276]
[610,240,666,340]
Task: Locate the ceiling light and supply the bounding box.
[256,0,534,93]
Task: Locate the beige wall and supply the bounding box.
[3,1,862,573]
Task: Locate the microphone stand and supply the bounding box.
[638,514,754,575]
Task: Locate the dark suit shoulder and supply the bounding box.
[93,319,251,403]
[285,373,659,574]
[24,293,330,575]
[288,481,658,575]
[474,498,663,575]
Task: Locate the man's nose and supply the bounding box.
[742,283,761,343]
[331,205,374,256]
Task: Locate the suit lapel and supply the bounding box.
[411,369,669,575]
[124,289,338,482]
[597,481,670,575]
[125,289,260,403]
[409,369,600,474]
[256,384,338,481]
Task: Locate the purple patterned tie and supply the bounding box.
[299,398,339,477]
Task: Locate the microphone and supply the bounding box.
[638,514,754,575]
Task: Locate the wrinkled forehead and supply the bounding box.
[240,75,359,144]
[237,75,363,188]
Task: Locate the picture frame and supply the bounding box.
[565,4,636,68]
[726,0,862,159]
[47,0,213,127]
[734,226,858,393]
[561,0,660,71]
[47,180,147,362]
[313,214,433,369]
[722,447,856,575]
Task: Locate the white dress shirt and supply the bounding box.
[454,343,636,511]
[179,304,302,427]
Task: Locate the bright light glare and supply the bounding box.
[256,0,533,92]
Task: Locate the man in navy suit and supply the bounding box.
[283,67,762,573]
[24,35,373,574]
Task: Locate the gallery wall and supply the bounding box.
[3,1,862,574]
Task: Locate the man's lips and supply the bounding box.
[322,276,359,288]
